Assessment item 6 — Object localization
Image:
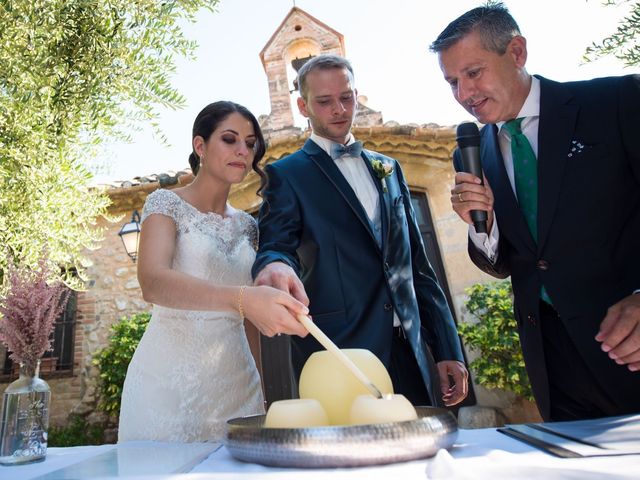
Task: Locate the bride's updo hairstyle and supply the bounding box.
[189,101,268,196]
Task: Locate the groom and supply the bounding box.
[252,54,468,407]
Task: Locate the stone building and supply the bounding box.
[0,7,540,433]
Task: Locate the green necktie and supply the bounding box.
[503,118,538,239]
[503,118,553,306]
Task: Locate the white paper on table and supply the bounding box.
[425,448,639,480]
[31,442,220,479]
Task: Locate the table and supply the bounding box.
[3,427,639,480]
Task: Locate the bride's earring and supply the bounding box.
[199,154,204,168]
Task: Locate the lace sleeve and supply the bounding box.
[141,189,181,224]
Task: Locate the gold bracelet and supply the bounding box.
[237,285,246,319]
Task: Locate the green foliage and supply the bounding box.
[0,0,218,285]
[93,312,150,416]
[48,414,105,447]
[458,281,534,400]
[584,1,639,67]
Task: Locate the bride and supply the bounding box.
[118,101,309,443]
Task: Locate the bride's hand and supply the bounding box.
[243,286,310,338]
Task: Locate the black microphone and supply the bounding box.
[456,122,487,234]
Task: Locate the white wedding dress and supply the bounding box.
[118,189,264,443]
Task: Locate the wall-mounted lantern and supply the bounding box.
[118,210,141,262]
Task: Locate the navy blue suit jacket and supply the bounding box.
[454,75,640,419]
[253,139,464,399]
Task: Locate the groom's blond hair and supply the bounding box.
[296,54,355,101]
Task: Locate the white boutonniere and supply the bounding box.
[370,158,394,193]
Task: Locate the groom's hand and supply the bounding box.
[437,360,469,406]
[254,262,310,307]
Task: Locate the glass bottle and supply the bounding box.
[0,360,50,465]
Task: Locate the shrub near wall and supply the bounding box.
[93,312,151,417]
[458,281,534,400]
[48,414,105,447]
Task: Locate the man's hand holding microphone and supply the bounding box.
[451,122,495,234]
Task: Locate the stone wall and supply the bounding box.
[73,207,151,427]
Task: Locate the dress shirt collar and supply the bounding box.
[496,75,541,132]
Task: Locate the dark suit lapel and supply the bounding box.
[362,149,390,252]
[481,125,537,253]
[302,140,381,249]
[536,76,578,251]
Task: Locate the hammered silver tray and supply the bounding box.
[224,406,457,468]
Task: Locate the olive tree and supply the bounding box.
[584,0,639,67]
[0,0,218,285]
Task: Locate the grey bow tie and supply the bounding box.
[330,141,363,160]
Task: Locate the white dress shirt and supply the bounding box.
[310,133,380,223]
[469,76,541,261]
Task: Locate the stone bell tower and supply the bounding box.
[259,6,382,139]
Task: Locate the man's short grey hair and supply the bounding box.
[296,54,355,100]
[429,2,521,55]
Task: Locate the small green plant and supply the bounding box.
[93,312,151,416]
[458,281,534,400]
[48,414,105,447]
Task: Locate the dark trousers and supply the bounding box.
[387,326,437,407]
[539,301,618,421]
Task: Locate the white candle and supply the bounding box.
[263,399,329,428]
[349,394,418,426]
[297,315,383,398]
[298,349,394,425]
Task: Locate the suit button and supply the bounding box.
[528,315,536,326]
[384,303,393,311]
[536,260,549,271]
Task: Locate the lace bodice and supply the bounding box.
[118,188,264,443]
[142,188,257,286]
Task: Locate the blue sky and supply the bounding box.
[91,0,633,184]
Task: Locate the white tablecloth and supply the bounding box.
[3,428,639,480]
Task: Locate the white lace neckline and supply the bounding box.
[165,189,238,221]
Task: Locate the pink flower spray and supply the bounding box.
[0,253,70,377]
